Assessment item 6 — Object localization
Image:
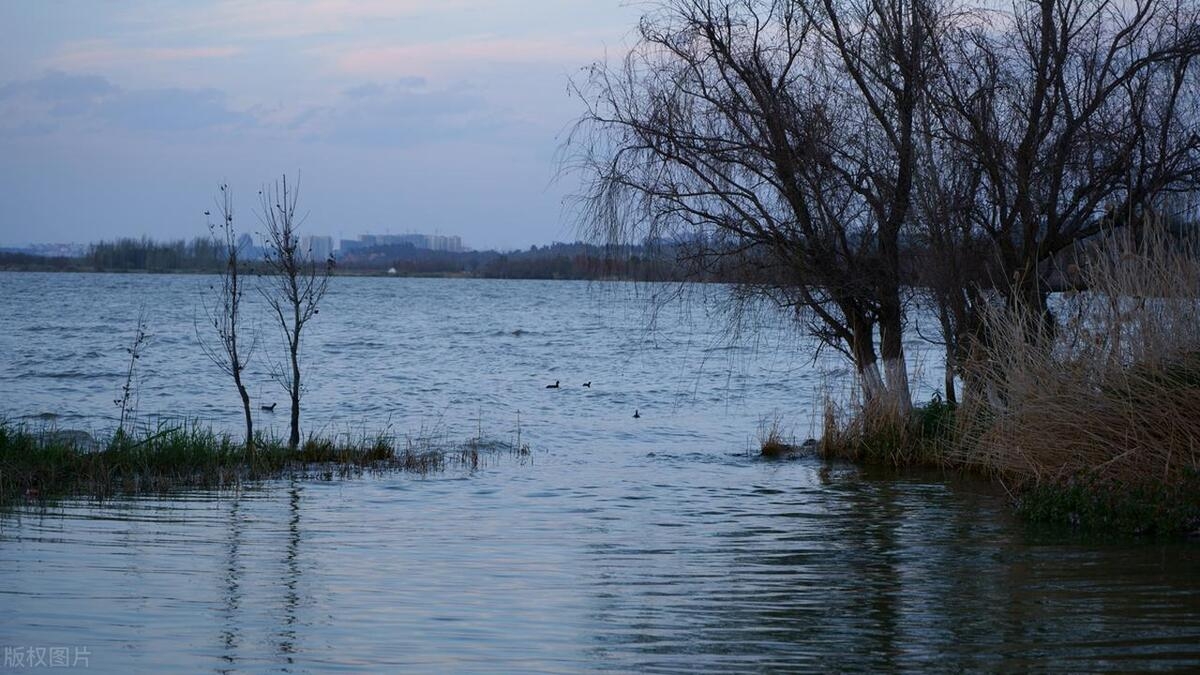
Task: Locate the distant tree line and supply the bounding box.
[0,251,78,271]
[3,236,702,280]
[337,241,692,280]
[85,237,225,272]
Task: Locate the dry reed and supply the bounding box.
[950,223,1200,490]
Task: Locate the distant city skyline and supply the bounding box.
[0,2,644,251]
[1,227,608,256]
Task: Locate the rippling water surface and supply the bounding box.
[1,272,1198,672]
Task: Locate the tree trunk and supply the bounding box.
[289,323,302,450]
[848,324,913,425]
[237,380,254,456]
[858,359,887,402]
[943,358,957,407]
[877,290,913,419]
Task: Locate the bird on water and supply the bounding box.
[582,381,591,388]
[261,402,277,412]
[546,380,560,389]
[633,409,641,419]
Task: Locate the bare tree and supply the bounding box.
[572,0,944,419]
[895,0,1200,406]
[198,183,256,453]
[258,174,332,450]
[931,0,1200,335]
[115,308,149,438]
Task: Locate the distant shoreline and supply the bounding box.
[0,265,670,282]
[0,240,694,282]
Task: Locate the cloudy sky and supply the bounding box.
[0,1,643,250]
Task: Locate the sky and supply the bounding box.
[0,1,644,250]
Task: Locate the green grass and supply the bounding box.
[1016,469,1200,537]
[0,421,507,507]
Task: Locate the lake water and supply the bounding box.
[1,272,1198,672]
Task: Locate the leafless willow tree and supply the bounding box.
[903,0,1200,404]
[258,174,331,450]
[930,0,1200,331]
[572,0,945,418]
[198,183,256,453]
[576,0,1200,415]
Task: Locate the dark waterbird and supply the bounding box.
[582,381,591,388]
[261,402,277,412]
[633,409,640,419]
[546,381,560,389]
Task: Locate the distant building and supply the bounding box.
[300,235,333,261]
[426,235,462,252]
[19,243,87,258]
[337,232,465,254]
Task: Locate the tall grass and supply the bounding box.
[951,224,1200,486]
[945,223,1200,533]
[818,390,954,465]
[813,221,1200,534]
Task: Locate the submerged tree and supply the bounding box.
[572,0,944,418]
[575,0,1200,413]
[902,0,1200,404]
[258,174,332,450]
[198,183,256,453]
[931,0,1200,336]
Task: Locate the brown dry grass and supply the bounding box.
[950,222,1200,490]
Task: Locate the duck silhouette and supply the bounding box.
[633,409,641,419]
[582,381,591,388]
[261,402,277,412]
[546,380,560,389]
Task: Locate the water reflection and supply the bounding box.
[210,482,308,673]
[575,466,1200,672]
[279,482,301,666]
[220,494,242,672]
[1,458,1198,672]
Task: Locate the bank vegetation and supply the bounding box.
[0,421,526,508]
[573,0,1200,534]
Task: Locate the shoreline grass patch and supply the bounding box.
[0,420,521,508]
[814,392,955,466]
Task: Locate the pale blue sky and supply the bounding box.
[0,1,643,250]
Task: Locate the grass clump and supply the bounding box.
[757,414,803,458]
[0,420,508,508]
[951,225,1200,535]
[818,392,955,466]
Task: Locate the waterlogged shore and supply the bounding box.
[0,422,527,507]
[10,412,1197,539]
[760,394,1200,538]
